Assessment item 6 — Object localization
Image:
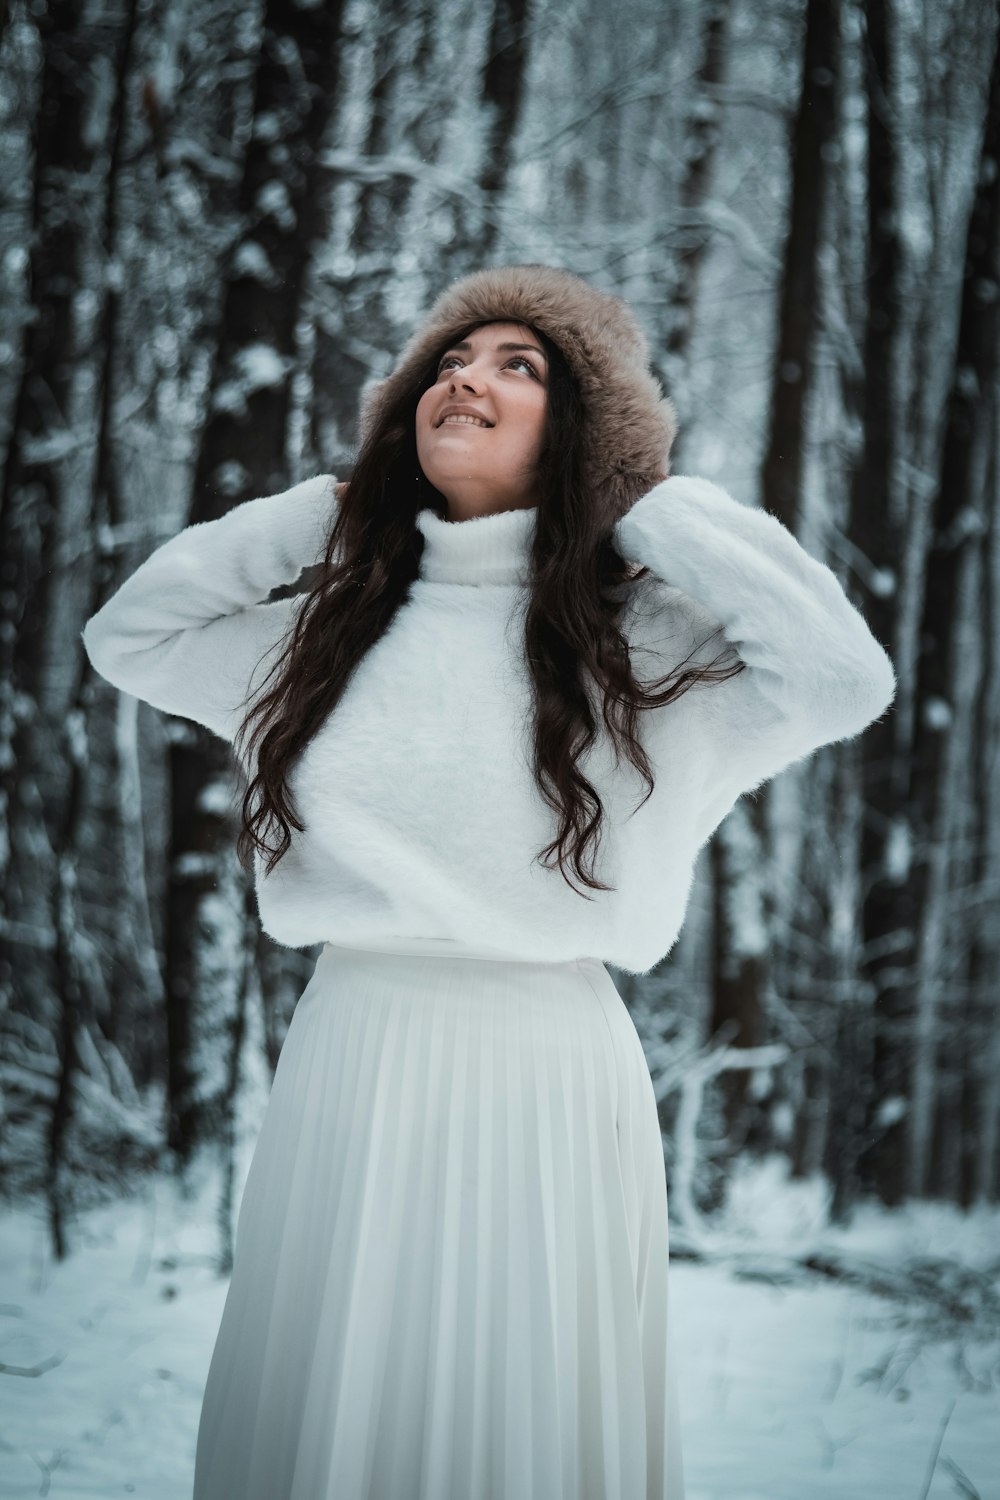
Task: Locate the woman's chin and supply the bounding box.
[427,439,489,465]
[422,465,491,492]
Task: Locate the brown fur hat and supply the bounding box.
[357,263,679,516]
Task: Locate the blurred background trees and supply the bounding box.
[0,0,997,1263]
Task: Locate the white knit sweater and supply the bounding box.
[81,474,896,975]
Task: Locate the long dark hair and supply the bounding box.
[234,321,745,898]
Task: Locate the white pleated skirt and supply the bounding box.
[192,938,685,1500]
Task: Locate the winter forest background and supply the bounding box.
[1,0,999,1495]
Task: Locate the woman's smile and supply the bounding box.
[438,412,493,428]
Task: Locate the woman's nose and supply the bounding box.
[449,364,485,392]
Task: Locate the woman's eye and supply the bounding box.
[436,354,539,377]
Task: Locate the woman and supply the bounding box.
[82,264,896,1499]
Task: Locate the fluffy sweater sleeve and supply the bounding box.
[81,473,338,743]
[614,474,897,823]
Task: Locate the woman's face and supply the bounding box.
[415,320,549,519]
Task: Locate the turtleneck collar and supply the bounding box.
[415,505,536,586]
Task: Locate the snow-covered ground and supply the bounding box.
[672,1258,998,1500]
[2,1158,997,1499]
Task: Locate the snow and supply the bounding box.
[870,565,898,597]
[211,459,250,498]
[885,815,913,880]
[212,344,292,417]
[251,110,282,143]
[1,1160,996,1498]
[254,180,295,229]
[672,1259,998,1500]
[874,1093,908,1130]
[195,778,237,817]
[231,240,277,285]
[924,696,954,731]
[236,343,288,392]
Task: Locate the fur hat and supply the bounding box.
[357,263,679,515]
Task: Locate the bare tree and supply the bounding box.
[966,438,1000,1205]
[166,0,346,1166]
[848,0,908,1207]
[0,0,148,1252]
[904,24,1000,1197]
[665,0,732,377]
[710,0,841,1153]
[1,0,97,1011]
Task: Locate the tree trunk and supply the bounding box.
[0,0,95,1024]
[0,0,105,1223]
[709,0,839,1151]
[708,801,769,1152]
[966,428,1000,1205]
[167,0,346,1166]
[82,0,144,1066]
[472,0,532,261]
[849,0,908,1206]
[310,16,422,467]
[904,29,1000,1196]
[665,0,731,383]
[760,0,840,526]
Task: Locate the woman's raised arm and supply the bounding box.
[614,474,897,818]
[81,473,338,743]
